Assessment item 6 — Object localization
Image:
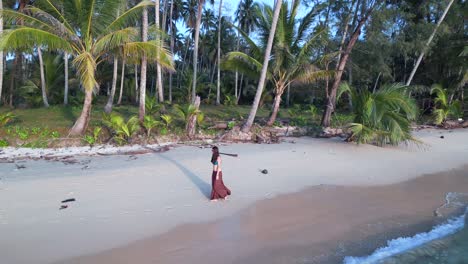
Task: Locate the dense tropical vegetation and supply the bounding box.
[0,0,466,147]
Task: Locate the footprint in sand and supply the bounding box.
[165,206,174,210]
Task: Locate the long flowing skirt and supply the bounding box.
[211,171,231,200]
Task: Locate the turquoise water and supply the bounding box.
[344,193,468,264]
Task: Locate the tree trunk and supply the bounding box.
[235,37,240,102]
[216,0,223,105]
[267,92,283,126]
[118,58,126,105]
[168,0,174,103]
[373,71,381,93]
[37,48,49,108]
[139,7,149,121]
[105,57,119,113]
[187,96,201,139]
[134,64,139,103]
[237,74,244,105]
[286,84,290,107]
[9,55,18,107]
[0,0,3,105]
[69,88,93,136]
[321,4,375,127]
[155,0,164,102]
[405,0,455,86]
[242,0,282,133]
[64,52,69,105]
[192,0,205,102]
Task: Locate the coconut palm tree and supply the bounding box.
[239,0,282,132]
[339,83,419,146]
[224,0,329,127]
[0,0,174,135]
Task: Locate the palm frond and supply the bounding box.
[221,51,264,79]
[0,28,73,53]
[73,52,98,92]
[94,27,139,56]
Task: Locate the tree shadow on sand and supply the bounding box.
[159,154,211,199]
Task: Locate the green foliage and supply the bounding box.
[145,97,162,116]
[83,127,102,146]
[431,85,463,125]
[223,95,235,106]
[174,104,201,128]
[227,121,236,130]
[102,113,140,145]
[343,83,419,146]
[160,114,173,128]
[0,112,15,127]
[0,139,9,147]
[142,115,161,137]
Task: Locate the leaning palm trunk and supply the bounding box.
[187,96,201,139]
[105,57,119,113]
[139,6,149,121]
[64,52,69,105]
[242,0,282,132]
[321,4,376,127]
[117,58,126,105]
[37,47,49,108]
[155,0,164,102]
[405,0,455,86]
[70,88,93,135]
[216,0,223,105]
[267,92,283,126]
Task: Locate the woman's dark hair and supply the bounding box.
[211,146,219,163]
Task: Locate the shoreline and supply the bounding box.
[63,165,468,264]
[1,129,468,264]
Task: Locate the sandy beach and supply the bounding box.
[1,128,468,264]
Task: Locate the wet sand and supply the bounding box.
[65,165,468,264]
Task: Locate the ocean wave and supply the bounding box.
[343,207,467,264]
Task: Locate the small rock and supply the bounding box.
[440,136,444,139]
[261,169,268,174]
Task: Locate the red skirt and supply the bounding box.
[211,171,231,200]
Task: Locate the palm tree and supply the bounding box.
[191,0,213,102]
[139,5,149,121]
[155,0,164,102]
[104,56,119,113]
[240,0,282,132]
[340,83,419,146]
[406,0,455,86]
[321,0,381,127]
[37,47,49,107]
[430,84,462,125]
[63,52,68,105]
[225,0,328,127]
[0,0,174,135]
[234,0,258,103]
[216,0,222,105]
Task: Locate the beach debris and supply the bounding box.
[59,205,68,210]
[127,155,138,161]
[440,136,444,139]
[15,164,26,170]
[61,198,76,203]
[261,169,269,174]
[81,165,90,170]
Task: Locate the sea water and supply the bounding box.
[343,193,468,264]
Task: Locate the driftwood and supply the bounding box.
[209,123,228,130]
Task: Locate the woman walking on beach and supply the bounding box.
[211,146,231,201]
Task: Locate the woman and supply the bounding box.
[210,146,231,201]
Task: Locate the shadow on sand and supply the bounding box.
[159,154,211,199]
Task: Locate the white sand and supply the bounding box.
[0,129,467,264]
